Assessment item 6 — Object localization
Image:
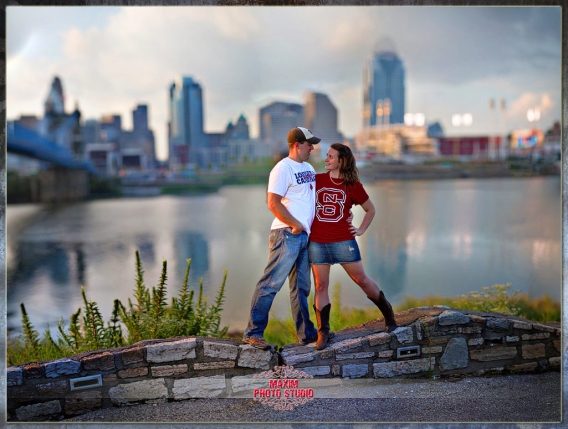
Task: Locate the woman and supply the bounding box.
[309,143,398,350]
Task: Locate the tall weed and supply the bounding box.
[8,251,228,366]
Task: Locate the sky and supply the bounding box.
[6,5,562,161]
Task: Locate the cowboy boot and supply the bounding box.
[314,304,334,350]
[368,291,398,332]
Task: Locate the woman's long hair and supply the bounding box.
[331,143,360,187]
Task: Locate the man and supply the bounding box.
[243,127,321,350]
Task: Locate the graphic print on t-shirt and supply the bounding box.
[315,187,346,222]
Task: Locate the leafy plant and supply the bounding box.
[8,251,228,366]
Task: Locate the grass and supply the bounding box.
[263,283,560,348]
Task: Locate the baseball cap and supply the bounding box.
[287,127,321,145]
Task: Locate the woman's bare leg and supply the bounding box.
[341,261,381,300]
[312,264,331,310]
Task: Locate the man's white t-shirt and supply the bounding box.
[267,157,316,235]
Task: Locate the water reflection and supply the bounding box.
[6,177,561,335]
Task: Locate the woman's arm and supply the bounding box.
[349,198,375,237]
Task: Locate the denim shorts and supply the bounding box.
[308,239,362,265]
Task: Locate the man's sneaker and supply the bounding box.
[243,337,271,350]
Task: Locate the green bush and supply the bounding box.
[263,283,560,349]
[8,251,228,366]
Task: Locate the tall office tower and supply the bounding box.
[363,48,405,127]
[133,104,149,135]
[100,115,122,146]
[304,92,343,143]
[82,119,100,145]
[168,76,207,167]
[259,101,303,146]
[44,76,65,115]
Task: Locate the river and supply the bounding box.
[6,176,561,336]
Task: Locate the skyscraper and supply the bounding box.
[304,92,343,144]
[168,76,206,168]
[259,101,303,147]
[363,48,405,127]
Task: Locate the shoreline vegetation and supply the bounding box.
[7,251,560,366]
[7,158,560,203]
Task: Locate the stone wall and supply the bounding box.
[6,307,561,421]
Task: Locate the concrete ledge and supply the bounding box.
[6,307,561,421]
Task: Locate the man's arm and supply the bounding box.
[267,192,304,234]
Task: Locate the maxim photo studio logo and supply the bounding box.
[252,365,315,410]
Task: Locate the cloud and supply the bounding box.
[6,6,562,160]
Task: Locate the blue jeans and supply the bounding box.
[244,227,317,343]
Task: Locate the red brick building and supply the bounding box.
[438,136,503,157]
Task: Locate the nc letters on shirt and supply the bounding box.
[316,187,346,222]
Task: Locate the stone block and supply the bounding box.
[422,346,443,354]
[330,338,366,353]
[146,338,197,363]
[45,358,81,378]
[65,390,102,416]
[203,341,239,360]
[532,323,555,333]
[553,340,561,352]
[118,367,149,378]
[15,400,62,421]
[151,364,188,377]
[7,367,23,386]
[82,351,116,371]
[509,362,538,373]
[505,336,520,343]
[458,326,482,334]
[470,347,517,362]
[440,337,468,371]
[429,337,450,345]
[438,311,470,326]
[342,364,368,379]
[373,357,435,378]
[36,380,68,397]
[331,365,341,376]
[172,375,226,399]
[522,343,545,360]
[108,378,168,405]
[393,327,414,344]
[282,352,315,366]
[486,318,510,331]
[468,338,484,346]
[335,352,374,361]
[368,332,391,346]
[237,345,272,369]
[194,361,235,371]
[522,333,550,341]
[549,357,561,368]
[23,363,42,378]
[300,366,331,376]
[230,375,269,393]
[417,316,438,326]
[377,350,394,358]
[121,347,144,366]
[467,315,486,323]
[513,321,532,330]
[317,349,334,360]
[103,374,118,382]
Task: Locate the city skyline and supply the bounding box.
[7,6,561,161]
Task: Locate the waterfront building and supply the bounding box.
[259,101,303,152]
[304,91,343,144]
[363,48,405,127]
[168,76,207,169]
[437,136,504,159]
[355,124,437,161]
